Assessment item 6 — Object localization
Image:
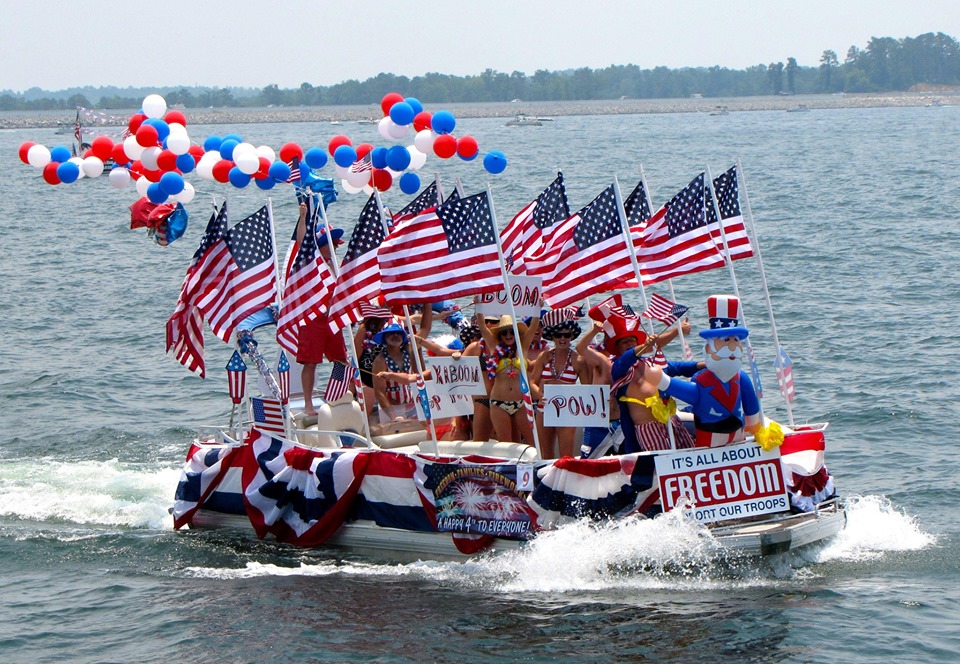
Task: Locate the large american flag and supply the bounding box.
[774,345,796,403]
[526,185,635,308]
[623,179,653,226]
[323,361,353,403]
[276,200,336,354]
[326,194,389,333]
[378,190,504,305]
[165,203,230,377]
[632,173,726,286]
[500,173,570,275]
[641,293,689,327]
[707,165,754,262]
[199,205,278,343]
[392,181,438,225]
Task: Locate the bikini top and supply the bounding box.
[541,349,577,384]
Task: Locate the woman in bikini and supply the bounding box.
[477,314,540,444]
[529,316,589,459]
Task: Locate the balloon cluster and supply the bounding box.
[18,91,509,202]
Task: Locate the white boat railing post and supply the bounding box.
[487,186,543,459]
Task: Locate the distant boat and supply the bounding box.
[356,119,378,125]
[786,104,811,113]
[505,113,542,127]
[925,98,944,108]
[709,105,730,116]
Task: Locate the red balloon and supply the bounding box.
[42,162,61,185]
[278,142,303,163]
[136,124,159,148]
[433,134,457,159]
[164,110,187,126]
[255,156,272,179]
[18,141,36,164]
[128,113,146,135]
[90,136,114,161]
[413,111,433,132]
[327,135,352,156]
[112,143,130,165]
[380,92,404,116]
[156,149,179,172]
[212,160,234,183]
[142,168,161,183]
[188,144,205,161]
[371,168,393,192]
[130,160,144,176]
[456,135,479,159]
[355,143,374,160]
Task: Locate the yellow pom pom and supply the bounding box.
[646,396,677,424]
[755,420,785,451]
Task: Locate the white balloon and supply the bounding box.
[27,144,51,168]
[406,145,427,171]
[235,152,259,175]
[124,135,144,161]
[345,168,371,188]
[341,178,363,195]
[81,156,105,178]
[167,133,190,156]
[135,176,151,197]
[385,167,402,179]
[334,164,350,179]
[255,145,276,163]
[362,184,375,195]
[140,146,161,171]
[387,121,409,140]
[196,157,216,181]
[109,167,131,189]
[142,94,167,119]
[167,122,188,136]
[378,117,396,141]
[173,181,195,203]
[233,142,256,159]
[413,129,435,154]
[199,150,221,165]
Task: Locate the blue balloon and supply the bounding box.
[483,150,508,174]
[304,147,328,169]
[50,146,71,163]
[404,97,423,115]
[399,172,421,195]
[176,153,196,173]
[146,182,168,203]
[228,167,251,188]
[431,110,456,135]
[221,133,244,144]
[386,145,411,171]
[459,150,478,162]
[159,171,185,196]
[334,144,358,168]
[370,146,388,170]
[255,176,276,190]
[56,160,80,183]
[219,139,239,161]
[269,161,292,182]
[203,135,223,152]
[143,118,170,143]
[389,101,415,126]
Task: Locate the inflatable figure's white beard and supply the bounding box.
[704,343,742,383]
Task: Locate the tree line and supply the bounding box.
[2,32,957,112]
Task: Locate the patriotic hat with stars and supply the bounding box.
[317,223,344,248]
[700,294,750,340]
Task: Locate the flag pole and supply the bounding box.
[735,159,794,426]
[316,191,374,444]
[612,176,653,336]
[372,188,441,456]
[487,186,543,459]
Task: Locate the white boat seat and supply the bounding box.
[417,440,540,462]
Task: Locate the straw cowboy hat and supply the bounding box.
[491,314,528,339]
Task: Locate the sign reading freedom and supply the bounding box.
[654,442,789,523]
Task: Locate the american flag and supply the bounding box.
[326,194,389,333]
[286,156,301,184]
[623,179,652,226]
[526,185,635,308]
[632,173,726,286]
[707,165,754,262]
[165,203,230,377]
[199,205,278,344]
[323,361,353,403]
[251,396,286,436]
[73,109,82,145]
[378,191,504,305]
[350,153,373,173]
[358,300,393,320]
[500,173,570,275]
[590,294,633,322]
[641,293,689,327]
[393,181,438,225]
[277,351,290,403]
[226,350,247,404]
[774,345,795,403]
[276,199,336,354]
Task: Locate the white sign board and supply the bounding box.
[654,442,789,523]
[474,275,543,318]
[542,384,610,428]
[414,379,476,419]
[426,356,485,396]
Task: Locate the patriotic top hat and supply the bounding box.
[699,294,750,340]
[603,315,647,355]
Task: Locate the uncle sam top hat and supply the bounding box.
[699,294,750,340]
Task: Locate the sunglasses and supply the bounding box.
[553,332,573,339]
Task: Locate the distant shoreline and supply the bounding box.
[2,91,953,130]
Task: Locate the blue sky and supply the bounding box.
[2,0,957,91]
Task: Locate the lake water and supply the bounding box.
[0,105,958,663]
